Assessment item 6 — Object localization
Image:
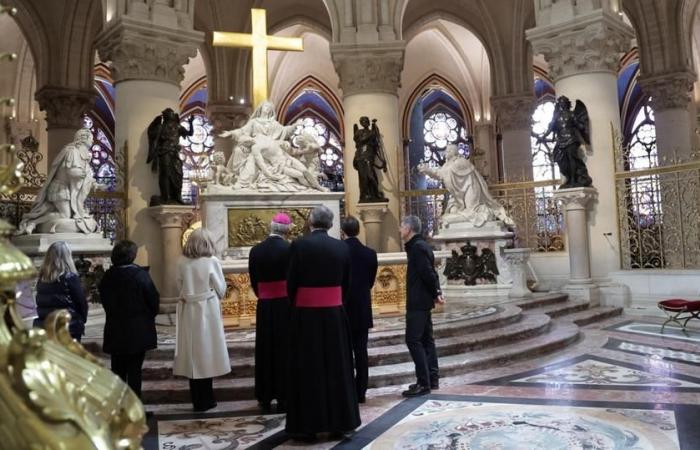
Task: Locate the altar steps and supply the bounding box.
[561,305,624,326]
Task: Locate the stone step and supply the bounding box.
[513,292,569,310]
[140,321,580,404]
[130,312,550,380]
[526,299,590,318]
[559,305,623,326]
[84,304,525,360]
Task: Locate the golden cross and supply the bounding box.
[213,8,304,108]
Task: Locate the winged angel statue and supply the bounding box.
[539,96,593,188]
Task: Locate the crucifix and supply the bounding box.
[213,8,304,108]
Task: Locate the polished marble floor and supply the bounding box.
[138,313,700,449]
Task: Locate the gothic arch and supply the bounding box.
[277,75,344,135]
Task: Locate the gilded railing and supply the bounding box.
[400,178,565,252]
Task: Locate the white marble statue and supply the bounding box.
[17,128,99,234]
[419,144,514,227]
[219,101,326,192]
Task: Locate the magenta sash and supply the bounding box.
[257,280,287,300]
[295,286,342,308]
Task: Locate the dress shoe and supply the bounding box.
[402,384,430,397]
[193,402,217,412]
[330,430,355,441]
[409,381,439,390]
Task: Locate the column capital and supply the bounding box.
[491,94,534,131]
[637,71,696,112]
[553,186,597,211]
[34,86,96,130]
[527,10,633,81]
[147,205,193,229]
[207,102,251,134]
[96,15,203,86]
[331,42,405,97]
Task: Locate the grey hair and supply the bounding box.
[270,221,291,235]
[309,205,334,230]
[401,215,422,234]
[183,228,218,258]
[38,241,77,283]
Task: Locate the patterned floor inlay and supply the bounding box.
[606,320,700,343]
[143,411,286,450]
[604,337,700,367]
[334,395,699,450]
[476,355,700,392]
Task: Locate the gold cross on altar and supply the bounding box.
[213,8,304,108]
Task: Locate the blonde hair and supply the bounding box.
[183,228,218,259]
[38,241,77,283]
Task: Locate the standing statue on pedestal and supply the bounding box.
[147,108,194,205]
[353,116,387,203]
[18,129,98,234]
[540,96,593,189]
[418,144,513,227]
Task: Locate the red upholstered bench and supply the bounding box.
[657,299,700,334]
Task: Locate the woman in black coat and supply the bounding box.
[35,241,88,341]
[99,240,160,399]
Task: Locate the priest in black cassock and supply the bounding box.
[248,212,293,413]
[286,205,361,441]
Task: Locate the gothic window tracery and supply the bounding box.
[421,110,470,189]
[179,114,215,203]
[290,115,344,187]
[82,115,116,189]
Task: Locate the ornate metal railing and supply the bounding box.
[399,178,565,252]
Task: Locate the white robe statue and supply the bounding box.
[419,144,514,227]
[17,128,99,234]
[219,101,326,192]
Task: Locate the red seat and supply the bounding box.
[658,299,700,333]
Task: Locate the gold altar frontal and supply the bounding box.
[221,264,408,327]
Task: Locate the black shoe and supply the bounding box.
[330,430,355,441]
[193,402,217,412]
[409,381,439,390]
[402,384,430,397]
[259,401,272,413]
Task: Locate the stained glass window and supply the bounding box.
[291,116,344,191]
[179,114,215,203]
[626,103,660,222]
[421,111,470,189]
[530,100,564,251]
[82,115,116,189]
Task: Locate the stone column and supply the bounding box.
[528,8,633,282]
[502,248,532,299]
[357,202,389,252]
[97,12,203,294]
[491,95,533,182]
[473,121,498,182]
[638,72,696,161]
[207,101,250,162]
[148,205,192,319]
[332,42,404,252]
[554,187,599,304]
[35,86,95,163]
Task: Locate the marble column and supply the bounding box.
[332,42,404,252]
[357,202,389,252]
[148,205,192,318]
[528,9,633,281]
[554,187,599,304]
[207,101,250,162]
[97,12,203,294]
[638,72,696,162]
[34,86,95,163]
[473,121,498,182]
[491,95,534,182]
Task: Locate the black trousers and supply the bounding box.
[189,378,215,410]
[351,327,369,400]
[111,352,146,399]
[405,310,439,387]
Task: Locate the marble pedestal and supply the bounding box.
[148,205,193,323]
[433,221,515,306]
[12,233,113,256]
[357,201,389,252]
[502,248,533,299]
[554,187,600,306]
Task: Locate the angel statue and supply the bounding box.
[147,108,194,205]
[353,116,387,202]
[539,96,593,188]
[418,144,513,228]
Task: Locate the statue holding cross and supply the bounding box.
[213,8,304,107]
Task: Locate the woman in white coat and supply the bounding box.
[175,228,231,411]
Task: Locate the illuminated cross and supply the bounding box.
[213,8,304,108]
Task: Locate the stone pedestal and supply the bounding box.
[502,248,532,299]
[148,205,192,320]
[357,201,389,252]
[12,233,113,256]
[554,187,600,305]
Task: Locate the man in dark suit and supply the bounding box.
[341,216,378,403]
[286,205,361,442]
[400,215,444,397]
[248,212,293,413]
